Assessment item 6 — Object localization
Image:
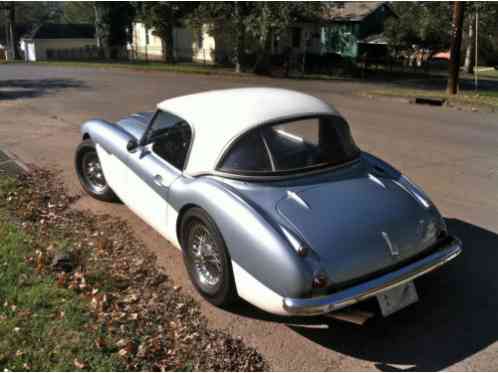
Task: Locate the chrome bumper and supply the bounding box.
[283,237,462,316]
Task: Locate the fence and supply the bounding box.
[43,44,442,77]
[46,45,130,61]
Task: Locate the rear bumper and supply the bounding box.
[283,236,462,316]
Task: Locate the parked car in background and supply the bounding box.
[75,88,462,317]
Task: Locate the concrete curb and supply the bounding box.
[0,147,30,177]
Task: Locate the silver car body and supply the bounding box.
[80,88,462,316]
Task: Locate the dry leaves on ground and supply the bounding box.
[3,168,267,371]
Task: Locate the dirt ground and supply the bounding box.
[1,64,498,371]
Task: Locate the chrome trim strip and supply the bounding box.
[283,237,462,316]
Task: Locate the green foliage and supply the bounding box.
[190,2,323,73]
[62,2,95,24]
[385,2,453,49]
[94,2,135,58]
[137,2,199,63]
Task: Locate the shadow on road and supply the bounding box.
[229,218,498,371]
[0,78,85,100]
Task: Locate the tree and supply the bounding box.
[245,2,323,74]
[138,2,198,63]
[190,2,323,74]
[447,1,465,95]
[0,2,17,59]
[190,2,251,72]
[94,2,135,59]
[463,2,498,73]
[63,2,95,24]
[0,1,63,60]
[385,2,453,49]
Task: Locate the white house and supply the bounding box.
[130,22,232,64]
[20,24,97,62]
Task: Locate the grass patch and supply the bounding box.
[0,169,266,371]
[4,60,244,77]
[365,87,498,109]
[476,67,498,79]
[0,178,123,371]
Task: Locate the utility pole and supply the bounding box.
[447,1,465,95]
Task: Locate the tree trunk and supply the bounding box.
[463,13,475,74]
[94,3,111,59]
[254,28,273,75]
[6,3,18,60]
[161,23,175,64]
[233,3,246,73]
[447,2,465,95]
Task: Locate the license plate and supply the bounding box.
[377,281,419,317]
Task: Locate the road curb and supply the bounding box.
[0,147,30,177]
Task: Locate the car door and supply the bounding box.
[124,111,192,242]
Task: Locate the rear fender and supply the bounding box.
[169,176,315,298]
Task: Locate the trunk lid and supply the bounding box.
[277,172,440,287]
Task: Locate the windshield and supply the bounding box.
[219,115,360,176]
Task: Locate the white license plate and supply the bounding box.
[377,281,419,317]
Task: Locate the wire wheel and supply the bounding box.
[81,151,107,193]
[188,222,224,292]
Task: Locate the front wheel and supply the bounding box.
[75,139,117,202]
[181,208,237,307]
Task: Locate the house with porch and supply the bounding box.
[129,2,396,65]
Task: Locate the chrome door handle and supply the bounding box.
[153,175,168,188]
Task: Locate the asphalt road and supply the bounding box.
[1,64,498,371]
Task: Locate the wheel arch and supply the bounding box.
[176,203,201,249]
[169,177,314,298]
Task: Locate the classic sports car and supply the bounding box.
[75,88,462,317]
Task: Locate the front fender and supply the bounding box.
[169,176,314,298]
[80,119,135,164]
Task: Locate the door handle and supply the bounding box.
[152,175,168,189]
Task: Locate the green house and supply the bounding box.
[319,2,397,58]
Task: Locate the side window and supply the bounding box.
[219,130,272,174]
[147,111,192,170]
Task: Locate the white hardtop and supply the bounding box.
[157,87,338,175]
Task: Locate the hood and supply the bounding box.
[276,172,443,287]
[115,112,153,140]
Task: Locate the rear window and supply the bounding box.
[218,116,360,176]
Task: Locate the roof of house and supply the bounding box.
[22,23,95,40]
[321,1,395,22]
[359,33,389,45]
[157,88,338,176]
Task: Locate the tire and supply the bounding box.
[75,139,117,202]
[181,208,237,307]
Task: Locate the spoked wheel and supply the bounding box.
[81,152,107,194]
[75,139,117,202]
[182,208,237,307]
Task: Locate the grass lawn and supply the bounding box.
[0,169,266,371]
[0,178,123,371]
[2,59,243,77]
[477,67,498,79]
[365,87,498,109]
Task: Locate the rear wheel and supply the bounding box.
[181,208,237,307]
[75,139,117,202]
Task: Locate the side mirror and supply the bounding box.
[126,138,138,152]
